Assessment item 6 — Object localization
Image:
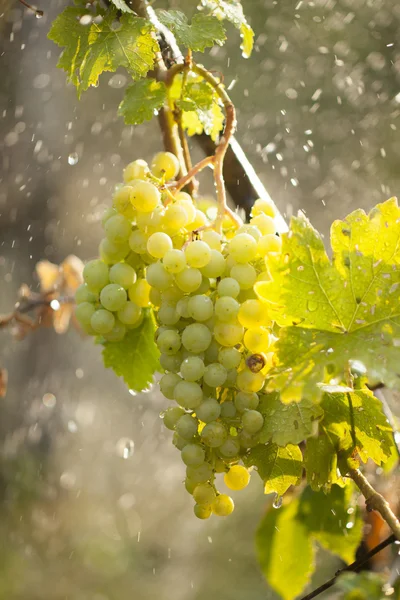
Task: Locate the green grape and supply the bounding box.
[197,276,210,295]
[234,391,259,413]
[214,321,244,347]
[201,421,227,447]
[196,398,221,423]
[185,478,198,494]
[228,233,258,263]
[109,263,136,289]
[238,429,260,448]
[181,323,212,353]
[214,458,227,473]
[214,296,240,322]
[136,204,164,234]
[194,504,212,520]
[176,297,190,319]
[236,369,265,393]
[174,380,203,409]
[187,294,214,322]
[220,401,236,418]
[103,320,126,342]
[251,198,276,218]
[238,299,270,329]
[212,494,234,516]
[128,279,151,307]
[100,284,127,312]
[225,369,237,388]
[99,238,130,264]
[175,267,202,293]
[117,302,142,325]
[75,301,96,325]
[202,230,221,251]
[204,340,220,363]
[130,180,161,213]
[83,259,109,292]
[176,416,199,441]
[162,406,185,430]
[125,251,143,270]
[159,372,182,400]
[147,231,173,259]
[161,286,183,304]
[181,443,205,466]
[163,203,189,232]
[104,214,131,244]
[250,213,276,235]
[186,463,213,484]
[200,250,225,278]
[157,303,179,326]
[258,233,282,255]
[224,465,250,491]
[163,248,186,273]
[156,329,181,355]
[75,283,98,304]
[237,224,262,241]
[180,356,205,382]
[219,436,240,458]
[185,240,211,268]
[193,483,216,506]
[218,347,242,370]
[243,327,271,353]
[159,352,182,373]
[102,206,118,225]
[173,432,188,451]
[146,262,173,291]
[186,208,208,231]
[90,309,115,334]
[123,159,149,183]
[113,185,136,219]
[217,277,240,298]
[230,264,257,290]
[129,229,148,254]
[203,363,227,387]
[241,409,264,433]
[151,151,180,180]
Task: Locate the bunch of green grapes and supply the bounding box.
[75,150,283,519]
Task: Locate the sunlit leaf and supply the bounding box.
[245,443,302,496]
[257,198,400,400]
[198,0,254,57]
[119,79,167,125]
[48,7,158,97]
[102,310,160,392]
[336,572,387,600]
[156,10,226,52]
[110,0,133,13]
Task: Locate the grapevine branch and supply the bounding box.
[299,534,396,600]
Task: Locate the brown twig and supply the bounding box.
[18,0,43,17]
[299,534,396,600]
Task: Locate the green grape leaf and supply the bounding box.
[198,0,254,57]
[118,79,167,125]
[304,429,341,491]
[258,392,324,446]
[102,311,160,392]
[170,75,224,141]
[245,443,303,496]
[156,10,226,52]
[336,572,387,599]
[110,0,133,13]
[257,198,400,401]
[48,7,158,97]
[298,484,363,564]
[256,499,315,600]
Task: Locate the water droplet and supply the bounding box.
[116,437,134,459]
[307,299,318,312]
[68,152,79,166]
[273,494,283,509]
[35,10,44,19]
[79,14,92,26]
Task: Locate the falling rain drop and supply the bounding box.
[116,437,135,459]
[68,152,79,166]
[273,494,283,509]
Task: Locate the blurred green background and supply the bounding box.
[1,0,400,598]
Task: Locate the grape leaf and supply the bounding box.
[48,7,158,97]
[257,198,400,401]
[245,443,302,496]
[198,0,254,57]
[170,76,224,142]
[102,311,159,392]
[258,392,323,446]
[336,572,387,599]
[304,429,341,491]
[118,79,166,125]
[110,0,133,13]
[156,10,226,52]
[256,499,315,600]
[298,484,363,564]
